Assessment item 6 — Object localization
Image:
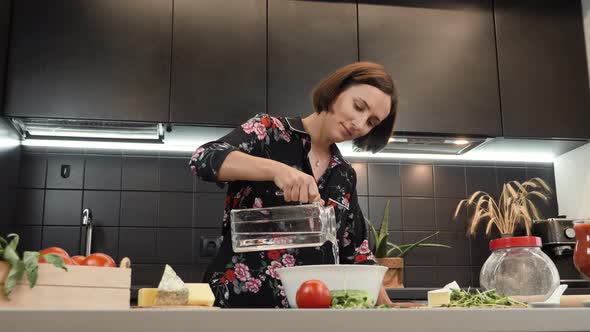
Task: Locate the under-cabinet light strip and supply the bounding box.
[21,138,555,163]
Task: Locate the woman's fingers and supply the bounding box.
[291,181,301,203]
[299,181,309,203]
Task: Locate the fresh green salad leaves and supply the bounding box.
[330,289,374,309]
[0,234,67,299]
[443,288,527,307]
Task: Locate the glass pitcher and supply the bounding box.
[230,203,337,255]
[573,219,590,279]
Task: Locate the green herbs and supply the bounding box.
[442,288,527,308]
[0,234,67,299]
[330,290,374,309]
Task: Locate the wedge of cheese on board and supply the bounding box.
[427,281,460,307]
[154,264,189,305]
[186,283,215,306]
[138,288,158,307]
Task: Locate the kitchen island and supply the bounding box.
[1,307,589,332]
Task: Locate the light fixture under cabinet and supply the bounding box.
[11,118,164,142]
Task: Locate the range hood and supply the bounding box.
[11,118,164,142]
[380,135,488,155]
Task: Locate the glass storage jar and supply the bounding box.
[480,236,560,303]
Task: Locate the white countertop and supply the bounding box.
[1,307,590,332]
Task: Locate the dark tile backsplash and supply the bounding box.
[1,148,559,289]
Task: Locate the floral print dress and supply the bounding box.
[189,113,377,308]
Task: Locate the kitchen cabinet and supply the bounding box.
[268,0,357,118]
[5,0,172,122]
[495,0,590,139]
[170,0,265,126]
[0,0,10,115]
[358,0,501,136]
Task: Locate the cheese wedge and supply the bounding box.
[427,289,451,307]
[138,288,158,307]
[428,281,460,307]
[154,265,189,305]
[186,283,215,306]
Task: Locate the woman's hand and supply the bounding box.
[273,164,321,203]
[376,286,394,306]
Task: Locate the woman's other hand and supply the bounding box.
[273,164,321,204]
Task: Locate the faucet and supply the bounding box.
[82,208,93,256]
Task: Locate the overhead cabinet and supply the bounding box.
[169,0,266,126]
[5,0,172,122]
[358,0,502,137]
[495,0,590,139]
[268,0,358,119]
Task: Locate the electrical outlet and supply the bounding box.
[200,236,222,257]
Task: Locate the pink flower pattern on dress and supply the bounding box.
[245,278,262,293]
[241,121,255,134]
[265,261,283,279]
[272,117,285,131]
[234,263,251,282]
[254,122,267,140]
[282,130,291,142]
[342,227,351,247]
[356,239,371,255]
[281,254,295,267]
[253,197,263,208]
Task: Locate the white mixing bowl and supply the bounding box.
[276,264,387,308]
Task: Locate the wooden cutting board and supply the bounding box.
[559,295,590,307]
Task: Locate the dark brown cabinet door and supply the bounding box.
[6,0,172,122]
[0,0,10,115]
[170,0,266,126]
[268,0,357,118]
[359,1,501,136]
[495,0,590,139]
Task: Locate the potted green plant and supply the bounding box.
[453,177,552,238]
[0,233,66,299]
[367,200,450,288]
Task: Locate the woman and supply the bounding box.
[190,62,398,308]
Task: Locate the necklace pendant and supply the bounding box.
[315,160,320,167]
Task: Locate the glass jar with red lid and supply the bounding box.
[479,236,560,302]
[573,219,590,279]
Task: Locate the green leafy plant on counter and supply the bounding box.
[453,177,552,238]
[367,200,451,258]
[0,233,67,299]
[443,288,527,308]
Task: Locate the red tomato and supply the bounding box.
[40,247,69,257]
[296,280,332,308]
[71,255,86,265]
[38,247,76,265]
[82,253,116,267]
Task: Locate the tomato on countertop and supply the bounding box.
[296,280,332,308]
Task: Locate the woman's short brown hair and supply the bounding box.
[312,62,398,153]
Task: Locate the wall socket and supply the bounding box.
[200,236,222,257]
